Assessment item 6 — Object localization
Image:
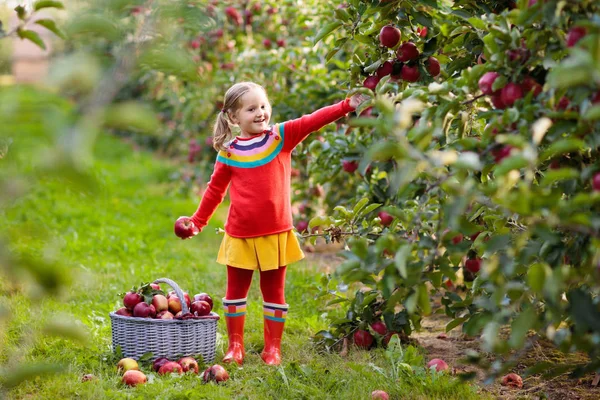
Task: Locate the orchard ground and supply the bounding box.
[0,134,596,399]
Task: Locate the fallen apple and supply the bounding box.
[117,358,139,373]
[81,373,96,382]
[178,356,199,374]
[426,358,449,372]
[370,321,387,336]
[152,357,170,372]
[122,370,146,386]
[158,361,183,375]
[202,364,229,383]
[353,329,374,349]
[371,390,390,400]
[501,372,523,388]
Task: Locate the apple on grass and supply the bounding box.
[117,358,139,373]
[174,216,199,239]
[122,370,146,386]
[158,361,183,375]
[353,329,374,349]
[372,390,390,400]
[153,357,170,372]
[427,358,449,372]
[501,373,523,388]
[178,357,199,374]
[202,364,229,383]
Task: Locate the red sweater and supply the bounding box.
[191,99,354,238]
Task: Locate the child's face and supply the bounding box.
[231,88,271,136]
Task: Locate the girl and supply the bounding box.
[175,81,366,366]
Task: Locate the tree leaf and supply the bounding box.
[17,29,46,50]
[313,21,343,45]
[34,1,65,11]
[35,18,65,39]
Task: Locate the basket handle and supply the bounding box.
[153,278,190,315]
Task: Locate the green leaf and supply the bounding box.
[540,168,580,186]
[313,21,343,45]
[446,317,466,332]
[139,47,198,81]
[35,19,65,39]
[417,285,432,316]
[527,263,546,294]
[508,307,535,348]
[0,363,64,389]
[494,154,528,176]
[394,244,411,279]
[15,5,27,20]
[34,1,65,11]
[359,203,382,218]
[17,29,46,50]
[539,139,585,161]
[467,17,486,30]
[352,197,369,217]
[583,105,600,121]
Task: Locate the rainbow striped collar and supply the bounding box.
[217,124,284,168]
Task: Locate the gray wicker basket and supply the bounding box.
[109,278,219,362]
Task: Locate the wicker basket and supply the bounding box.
[109,278,219,362]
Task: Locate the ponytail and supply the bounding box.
[212,111,233,152]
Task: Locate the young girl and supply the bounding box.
[175,81,366,366]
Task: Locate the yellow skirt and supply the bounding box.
[216,230,305,271]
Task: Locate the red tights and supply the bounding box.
[225,265,286,304]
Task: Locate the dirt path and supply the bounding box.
[304,249,600,400]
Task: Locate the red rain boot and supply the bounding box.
[222,298,246,365]
[261,302,288,365]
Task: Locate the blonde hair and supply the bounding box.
[212,81,268,151]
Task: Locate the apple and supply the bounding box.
[372,390,390,400]
[492,145,513,163]
[521,76,542,97]
[452,234,463,244]
[342,160,359,173]
[190,39,200,49]
[174,216,199,239]
[169,291,191,307]
[191,300,211,317]
[152,357,170,372]
[378,211,393,227]
[501,373,523,388]
[426,56,440,77]
[117,358,139,373]
[376,61,394,78]
[370,321,387,336]
[123,292,143,310]
[157,310,174,319]
[224,6,242,26]
[178,357,199,374]
[122,370,146,386]
[379,25,401,48]
[158,361,183,375]
[557,96,570,110]
[150,283,161,291]
[296,220,309,233]
[592,173,600,191]
[152,294,168,313]
[202,364,230,383]
[81,374,96,382]
[115,307,132,317]
[506,48,530,63]
[500,82,523,107]
[383,331,399,346]
[276,38,286,48]
[396,42,419,62]
[417,26,428,37]
[193,293,213,309]
[591,91,600,104]
[490,92,506,109]
[353,329,374,349]
[262,38,272,49]
[478,72,500,95]
[168,296,183,314]
[133,302,156,318]
[426,358,449,372]
[363,76,380,91]
[401,64,420,83]
[465,258,481,274]
[566,26,586,48]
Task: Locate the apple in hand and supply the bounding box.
[174,216,199,239]
[178,357,199,374]
[122,370,146,386]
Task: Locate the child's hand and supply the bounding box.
[348,93,370,109]
[174,216,200,239]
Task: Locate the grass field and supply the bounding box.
[0,133,490,399]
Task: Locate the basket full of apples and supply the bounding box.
[109,277,219,362]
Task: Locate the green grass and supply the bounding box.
[0,134,490,399]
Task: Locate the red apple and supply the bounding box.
[193,293,213,309]
[158,361,183,375]
[501,373,523,388]
[492,145,513,163]
[465,258,481,274]
[191,300,211,316]
[490,92,506,109]
[123,292,143,310]
[178,357,199,374]
[370,321,387,336]
[262,38,272,49]
[157,310,174,319]
[224,6,242,25]
[190,39,200,49]
[376,61,394,78]
[592,173,600,191]
[426,56,440,77]
[417,26,428,37]
[115,307,132,317]
[152,294,168,313]
[150,283,161,291]
[152,357,170,372]
[117,358,139,373]
[500,82,523,107]
[168,296,183,314]
[353,329,374,349]
[202,364,230,383]
[379,25,401,48]
[383,331,399,346]
[566,26,586,48]
[521,76,542,97]
[401,64,420,82]
[478,72,500,95]
[296,220,309,232]
[133,302,156,318]
[427,358,449,372]
[276,38,286,47]
[174,216,199,239]
[452,234,463,244]
[557,96,570,110]
[378,211,394,227]
[591,91,600,104]
[372,390,390,400]
[122,370,146,386]
[363,75,380,91]
[470,231,481,241]
[342,160,359,173]
[396,42,419,62]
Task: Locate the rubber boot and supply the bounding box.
[261,302,288,365]
[222,298,246,365]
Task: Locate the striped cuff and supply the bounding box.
[263,302,289,322]
[223,297,247,317]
